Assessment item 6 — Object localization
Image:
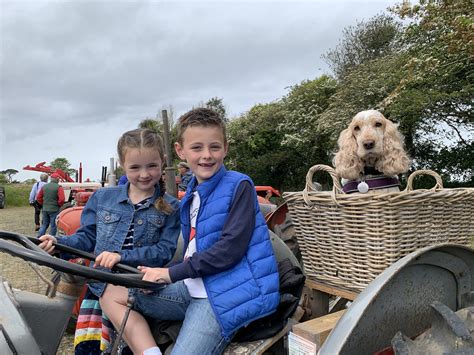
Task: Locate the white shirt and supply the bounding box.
[183,191,207,298]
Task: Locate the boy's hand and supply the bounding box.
[95,251,121,269]
[138,266,171,284]
[38,235,57,255]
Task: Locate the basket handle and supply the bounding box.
[405,169,443,191]
[303,164,343,206]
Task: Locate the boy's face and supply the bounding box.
[175,125,228,184]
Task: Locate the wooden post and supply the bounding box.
[162,109,177,198]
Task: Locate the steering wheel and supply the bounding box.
[0,231,165,290]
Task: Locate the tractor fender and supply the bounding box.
[320,244,474,354]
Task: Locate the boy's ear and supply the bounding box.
[174,142,185,160]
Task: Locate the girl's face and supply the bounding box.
[121,147,162,197]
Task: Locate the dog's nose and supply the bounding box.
[363,141,375,150]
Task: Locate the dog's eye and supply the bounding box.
[375,122,382,127]
[354,126,360,131]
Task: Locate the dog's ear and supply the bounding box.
[333,127,364,180]
[376,120,411,176]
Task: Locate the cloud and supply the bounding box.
[1,0,394,181]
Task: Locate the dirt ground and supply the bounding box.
[0,206,74,354]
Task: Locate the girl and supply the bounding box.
[39,128,180,354]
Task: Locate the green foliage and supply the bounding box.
[322,14,402,79]
[0,173,8,184]
[139,118,163,135]
[223,1,472,189]
[227,102,289,189]
[50,158,76,177]
[227,76,338,191]
[206,97,227,122]
[3,184,31,207]
[317,1,472,184]
[387,0,473,179]
[280,75,338,148]
[0,169,19,183]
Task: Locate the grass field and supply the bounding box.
[2,184,32,207]
[0,206,74,354]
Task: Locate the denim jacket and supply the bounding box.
[57,183,180,297]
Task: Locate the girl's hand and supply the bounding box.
[38,235,57,255]
[95,251,121,269]
[138,266,171,284]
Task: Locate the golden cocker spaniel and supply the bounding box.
[333,110,411,192]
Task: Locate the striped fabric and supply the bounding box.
[74,290,112,353]
[122,198,150,250]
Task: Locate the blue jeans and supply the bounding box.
[38,211,59,236]
[132,281,230,355]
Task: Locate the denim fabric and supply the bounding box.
[133,282,230,355]
[38,211,59,236]
[57,184,180,297]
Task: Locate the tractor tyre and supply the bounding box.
[391,302,474,354]
[272,214,302,265]
[0,187,5,209]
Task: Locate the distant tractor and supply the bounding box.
[23,162,102,206]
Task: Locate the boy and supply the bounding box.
[101,108,280,355]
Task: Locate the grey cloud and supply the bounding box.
[1,0,394,180]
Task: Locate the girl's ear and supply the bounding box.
[174,142,185,160]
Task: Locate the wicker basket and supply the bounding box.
[283,165,474,292]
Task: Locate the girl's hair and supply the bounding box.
[117,128,173,214]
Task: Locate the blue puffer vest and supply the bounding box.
[180,166,280,339]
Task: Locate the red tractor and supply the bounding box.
[24,162,102,205]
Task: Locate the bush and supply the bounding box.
[3,184,32,207]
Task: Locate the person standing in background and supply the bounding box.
[29,173,48,232]
[36,172,65,236]
[177,161,193,192]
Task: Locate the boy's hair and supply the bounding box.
[117,128,173,214]
[176,107,226,145]
[40,173,49,182]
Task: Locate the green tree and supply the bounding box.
[0,169,19,183]
[322,14,402,79]
[138,118,163,134]
[227,102,298,190]
[206,97,227,122]
[50,158,76,177]
[318,1,472,185]
[0,173,8,184]
[227,76,337,191]
[387,0,473,183]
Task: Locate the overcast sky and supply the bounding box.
[1,0,395,182]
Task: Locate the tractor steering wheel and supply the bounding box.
[0,231,165,290]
